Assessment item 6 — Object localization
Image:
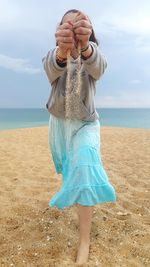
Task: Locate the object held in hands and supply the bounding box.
[65,13,83,120]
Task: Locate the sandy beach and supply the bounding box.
[0,125,150,267]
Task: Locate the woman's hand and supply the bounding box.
[72,12,93,49]
[55,22,75,58]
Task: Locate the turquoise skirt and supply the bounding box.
[48,113,117,210]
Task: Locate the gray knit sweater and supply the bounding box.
[42,41,107,121]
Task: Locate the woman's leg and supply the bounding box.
[75,204,94,264]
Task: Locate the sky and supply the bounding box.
[0,0,150,108]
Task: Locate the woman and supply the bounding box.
[42,9,117,265]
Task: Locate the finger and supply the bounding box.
[67,20,74,27]
[73,20,92,30]
[55,29,74,38]
[56,36,75,43]
[58,22,73,30]
[74,27,92,35]
[74,12,89,23]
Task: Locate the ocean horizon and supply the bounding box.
[0,108,150,131]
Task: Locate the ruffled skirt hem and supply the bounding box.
[48,183,117,210]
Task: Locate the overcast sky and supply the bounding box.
[0,0,150,108]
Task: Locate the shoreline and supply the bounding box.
[0,124,150,132]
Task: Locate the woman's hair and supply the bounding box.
[56,9,99,46]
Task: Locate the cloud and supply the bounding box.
[92,0,150,37]
[130,79,142,84]
[0,0,20,26]
[0,54,41,74]
[95,91,150,108]
[98,16,150,37]
[1,0,150,36]
[0,0,149,108]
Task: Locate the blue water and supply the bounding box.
[0,108,149,130]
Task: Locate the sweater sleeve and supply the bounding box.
[82,41,107,81]
[42,46,67,85]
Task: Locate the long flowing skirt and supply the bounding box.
[48,113,117,210]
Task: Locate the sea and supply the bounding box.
[0,108,150,131]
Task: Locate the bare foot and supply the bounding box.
[75,242,90,265]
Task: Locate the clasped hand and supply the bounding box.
[55,12,93,57]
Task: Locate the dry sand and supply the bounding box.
[0,125,150,267]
